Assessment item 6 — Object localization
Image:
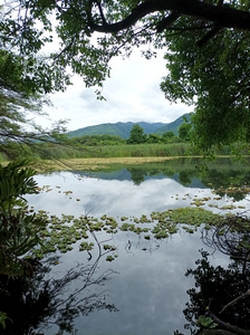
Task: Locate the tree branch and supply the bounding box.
[97,0,107,26]
[88,0,250,33]
[219,289,250,314]
[197,25,223,47]
[156,12,181,33]
[209,312,250,335]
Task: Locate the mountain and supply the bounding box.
[67,114,189,139]
[67,121,166,139]
[154,114,191,135]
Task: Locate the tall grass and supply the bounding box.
[89,143,193,158]
[0,141,236,161]
[1,142,192,160]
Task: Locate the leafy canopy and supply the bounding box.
[2,0,250,149]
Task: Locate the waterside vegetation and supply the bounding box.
[0,125,237,172]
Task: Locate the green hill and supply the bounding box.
[154,114,190,135]
[67,114,189,139]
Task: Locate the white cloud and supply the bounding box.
[42,49,193,131]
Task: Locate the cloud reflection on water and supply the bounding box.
[26,171,243,218]
[25,169,241,335]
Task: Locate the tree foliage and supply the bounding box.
[0,160,46,277]
[0,47,68,158]
[72,134,126,146]
[179,123,192,142]
[161,15,250,150]
[0,50,44,144]
[127,124,147,144]
[1,0,250,149]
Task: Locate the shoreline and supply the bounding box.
[1,155,236,172]
[31,156,187,172]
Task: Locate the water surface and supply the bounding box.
[25,158,250,335]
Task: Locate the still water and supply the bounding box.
[25,158,250,335]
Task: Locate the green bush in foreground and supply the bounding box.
[0,160,46,277]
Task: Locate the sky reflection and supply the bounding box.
[26,170,250,218]
[25,168,244,335]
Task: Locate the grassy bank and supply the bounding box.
[31,156,180,172]
[1,142,235,173]
[29,155,246,173]
[1,141,233,162]
[0,142,194,163]
[33,142,194,160]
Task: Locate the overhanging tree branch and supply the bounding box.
[88,0,250,33]
[156,12,181,33]
[197,25,223,47]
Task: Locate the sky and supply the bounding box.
[41,49,193,132]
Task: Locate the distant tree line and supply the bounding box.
[0,123,193,161]
[71,134,126,146]
[71,123,192,146]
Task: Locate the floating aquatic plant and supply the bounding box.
[196,315,217,329]
[139,214,151,223]
[191,198,205,207]
[220,204,237,210]
[79,242,94,252]
[63,190,73,195]
[103,244,116,251]
[23,194,249,264]
[120,223,135,232]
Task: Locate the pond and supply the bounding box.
[3,158,250,335]
[28,158,250,218]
